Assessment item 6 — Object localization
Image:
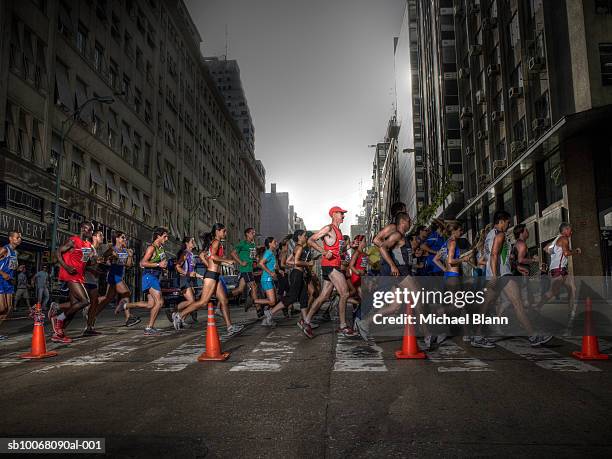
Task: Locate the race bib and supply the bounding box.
[81,247,93,262]
[249,247,257,260]
[360,256,368,268]
[117,252,129,265]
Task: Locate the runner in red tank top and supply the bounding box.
[48,221,94,343]
[300,206,356,338]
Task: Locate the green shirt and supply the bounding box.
[235,240,256,273]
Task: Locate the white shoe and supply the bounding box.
[172,312,183,331]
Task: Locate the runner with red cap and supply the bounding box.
[300,206,356,338]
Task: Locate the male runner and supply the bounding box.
[535,222,581,327]
[229,228,262,317]
[0,231,22,340]
[300,206,355,338]
[82,229,107,336]
[49,221,94,343]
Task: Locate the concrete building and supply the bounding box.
[408,0,612,276]
[0,0,265,293]
[350,214,367,240]
[260,183,290,242]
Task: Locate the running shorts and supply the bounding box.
[204,270,220,281]
[0,278,15,294]
[550,268,568,278]
[261,278,275,292]
[107,272,124,286]
[239,272,255,284]
[179,276,195,291]
[321,266,341,282]
[141,273,161,293]
[350,274,362,288]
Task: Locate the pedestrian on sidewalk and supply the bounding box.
[32,265,51,311]
[14,265,31,311]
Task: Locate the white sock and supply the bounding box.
[340,322,347,329]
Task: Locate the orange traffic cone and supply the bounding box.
[20,303,58,360]
[572,297,609,361]
[197,302,230,361]
[395,302,426,359]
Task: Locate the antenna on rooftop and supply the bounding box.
[224,24,229,60]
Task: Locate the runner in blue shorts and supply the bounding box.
[254,237,278,325]
[99,231,134,317]
[0,231,22,340]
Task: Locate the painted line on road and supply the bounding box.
[229,330,297,372]
[333,334,387,372]
[426,340,493,372]
[496,338,601,372]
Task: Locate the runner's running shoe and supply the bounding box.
[125,316,142,327]
[226,324,245,337]
[144,327,162,336]
[338,326,357,338]
[51,333,72,344]
[82,327,102,337]
[470,336,496,349]
[529,335,553,347]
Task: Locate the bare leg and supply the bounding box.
[216,283,232,327]
[0,294,15,330]
[305,281,334,322]
[180,278,218,320]
[177,288,195,312]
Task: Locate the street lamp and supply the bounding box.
[50,96,115,255]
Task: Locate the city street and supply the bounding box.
[1,306,611,458]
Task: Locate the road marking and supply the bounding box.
[229,331,297,372]
[496,338,601,372]
[333,334,387,372]
[560,337,612,353]
[426,340,493,372]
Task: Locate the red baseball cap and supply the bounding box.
[329,206,348,217]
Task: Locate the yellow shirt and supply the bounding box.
[365,246,381,270]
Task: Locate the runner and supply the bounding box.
[511,224,540,277]
[175,223,237,326]
[254,237,278,321]
[0,231,22,340]
[174,236,203,319]
[348,235,367,298]
[372,202,407,273]
[262,230,313,325]
[377,212,414,277]
[472,211,551,348]
[433,222,470,277]
[120,227,168,335]
[276,235,292,317]
[535,222,581,327]
[421,220,446,276]
[229,228,262,317]
[96,231,134,319]
[82,229,108,336]
[48,222,94,343]
[301,206,355,338]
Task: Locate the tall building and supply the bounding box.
[0,0,265,294]
[260,183,290,242]
[407,0,612,276]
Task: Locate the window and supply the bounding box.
[534,91,550,119]
[599,43,612,86]
[5,184,43,216]
[520,172,536,219]
[109,60,118,89]
[134,88,142,113]
[70,162,81,188]
[76,23,87,54]
[509,12,520,48]
[135,47,143,71]
[595,0,612,14]
[121,74,130,97]
[513,117,525,141]
[133,132,141,168]
[94,42,104,71]
[543,151,564,206]
[144,143,151,177]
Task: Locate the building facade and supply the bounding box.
[260,183,290,242]
[0,0,265,294]
[406,0,612,276]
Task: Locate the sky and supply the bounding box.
[186,0,407,232]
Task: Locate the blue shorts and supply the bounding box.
[220,277,228,294]
[261,279,275,292]
[107,273,124,285]
[141,273,161,293]
[0,278,15,294]
[444,271,461,277]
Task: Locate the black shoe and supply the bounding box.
[256,308,264,319]
[125,316,142,327]
[190,311,198,322]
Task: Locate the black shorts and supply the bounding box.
[239,272,255,284]
[204,270,220,281]
[281,269,308,309]
[321,266,341,282]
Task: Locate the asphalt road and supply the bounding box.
[1,306,611,458]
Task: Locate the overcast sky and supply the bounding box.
[186,0,406,232]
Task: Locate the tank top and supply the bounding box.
[0,244,18,280]
[321,225,342,268]
[109,246,129,276]
[84,245,99,285]
[354,252,368,272]
[143,244,166,276]
[484,229,512,277]
[439,238,460,268]
[181,250,195,275]
[549,236,568,270]
[59,236,93,283]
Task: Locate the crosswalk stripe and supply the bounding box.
[496,338,601,372]
[426,340,493,372]
[229,330,297,372]
[333,335,387,372]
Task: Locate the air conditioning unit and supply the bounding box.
[487,64,500,77]
[491,111,504,122]
[465,146,474,157]
[477,130,488,140]
[528,56,546,73]
[482,17,498,30]
[532,118,549,131]
[460,118,471,130]
[493,160,507,170]
[460,106,473,118]
[469,44,482,57]
[476,90,486,104]
[459,67,470,79]
[510,140,526,154]
[508,86,523,99]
